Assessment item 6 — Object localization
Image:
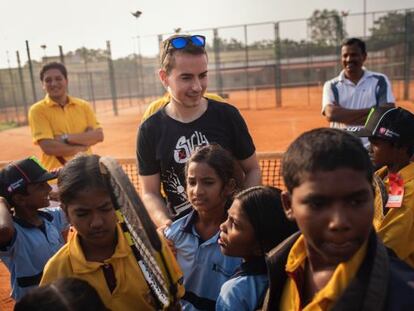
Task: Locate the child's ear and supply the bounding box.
[281,191,295,221]
[158,69,168,90]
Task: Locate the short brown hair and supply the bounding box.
[40,62,68,81]
[159,34,207,74]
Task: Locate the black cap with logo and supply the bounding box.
[349,106,414,144]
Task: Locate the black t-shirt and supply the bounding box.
[137,99,255,218]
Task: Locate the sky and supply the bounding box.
[0,0,412,68]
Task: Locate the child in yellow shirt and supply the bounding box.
[40,154,183,311]
[263,128,414,310]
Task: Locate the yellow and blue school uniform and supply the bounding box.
[40,223,184,311]
[0,207,68,300]
[216,258,268,311]
[374,162,414,268]
[262,231,414,311]
[165,210,242,311]
[280,235,367,310]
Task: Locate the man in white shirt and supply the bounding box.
[322,38,395,147]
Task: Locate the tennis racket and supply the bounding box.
[99,156,178,310]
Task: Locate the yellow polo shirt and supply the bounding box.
[374,162,414,268]
[28,95,101,171]
[40,224,184,311]
[141,92,225,122]
[280,235,367,311]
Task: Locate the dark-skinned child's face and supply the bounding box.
[219,199,261,260]
[14,181,52,210]
[186,161,230,214]
[64,188,118,250]
[282,168,374,269]
[368,136,409,169]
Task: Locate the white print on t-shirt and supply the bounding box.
[164,167,187,202]
[173,131,209,164]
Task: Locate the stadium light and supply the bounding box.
[131,10,143,54]
[131,10,144,98]
[40,44,47,62]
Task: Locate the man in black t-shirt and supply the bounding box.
[137,34,261,227]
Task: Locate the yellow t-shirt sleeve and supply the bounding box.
[204,92,226,102]
[29,106,54,143]
[141,92,225,123]
[141,97,169,123]
[83,101,101,129]
[377,205,414,261]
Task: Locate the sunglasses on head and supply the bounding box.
[167,35,206,49]
[161,35,206,66]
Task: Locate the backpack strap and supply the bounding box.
[262,232,301,311]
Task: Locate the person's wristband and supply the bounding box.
[61,134,69,144]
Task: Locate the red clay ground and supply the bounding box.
[0,87,412,310]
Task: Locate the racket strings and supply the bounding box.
[109,175,171,308]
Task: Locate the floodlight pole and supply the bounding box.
[40,45,47,61]
[16,50,28,122]
[363,0,367,38]
[59,45,65,64]
[25,40,37,102]
[132,10,145,99]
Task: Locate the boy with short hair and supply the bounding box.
[0,156,68,300]
[262,128,414,310]
[353,106,414,268]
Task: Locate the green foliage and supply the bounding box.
[308,9,347,46]
[371,12,407,36]
[207,37,245,52]
[367,11,414,50]
[66,47,108,62]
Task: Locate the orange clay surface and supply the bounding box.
[0,87,413,310]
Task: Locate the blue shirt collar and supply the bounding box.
[13,211,53,228]
[180,209,199,234]
[180,209,223,245]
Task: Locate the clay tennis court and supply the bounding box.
[0,86,413,310]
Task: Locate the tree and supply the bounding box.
[308,9,347,46]
[66,47,107,62]
[206,37,245,52]
[368,11,414,49]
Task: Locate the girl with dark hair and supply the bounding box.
[14,277,108,311]
[39,154,184,311]
[164,144,242,311]
[217,186,298,311]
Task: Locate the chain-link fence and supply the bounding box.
[0,8,413,125]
